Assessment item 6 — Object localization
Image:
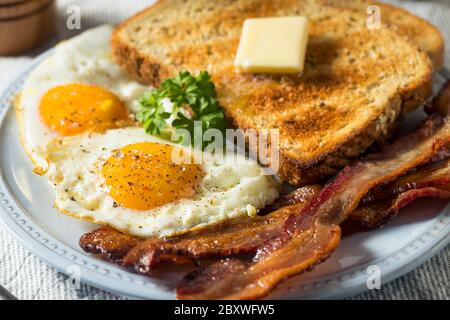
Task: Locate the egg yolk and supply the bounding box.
[39,83,129,136]
[102,142,204,211]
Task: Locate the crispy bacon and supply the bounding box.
[176,82,450,299]
[351,186,450,229]
[360,158,450,203]
[78,226,192,266]
[313,118,450,227]
[79,226,142,263]
[80,186,321,273]
[122,203,294,274]
[177,213,341,299]
[350,158,450,228]
[259,185,322,214]
[264,159,450,229]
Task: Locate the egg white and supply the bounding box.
[39,127,280,238]
[16,25,148,169]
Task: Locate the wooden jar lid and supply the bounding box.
[0,0,29,6]
[0,0,56,55]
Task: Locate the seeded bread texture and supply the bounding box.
[322,0,444,71]
[112,0,433,186]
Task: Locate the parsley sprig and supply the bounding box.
[137,71,228,148]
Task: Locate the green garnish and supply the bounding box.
[137,71,228,148]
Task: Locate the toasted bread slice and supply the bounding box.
[112,0,432,185]
[321,0,444,71]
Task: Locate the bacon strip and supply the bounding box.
[259,185,322,214]
[122,204,293,274]
[309,117,450,228]
[351,186,450,229]
[350,158,450,228]
[176,83,450,299]
[79,226,142,263]
[78,227,192,267]
[360,158,450,203]
[80,186,321,273]
[264,159,450,228]
[177,212,341,299]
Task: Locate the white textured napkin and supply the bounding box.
[0,0,448,300]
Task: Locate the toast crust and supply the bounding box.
[112,0,433,186]
[111,0,173,87]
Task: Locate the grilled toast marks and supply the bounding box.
[112,0,432,185]
[321,0,444,71]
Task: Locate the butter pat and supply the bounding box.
[234,17,309,74]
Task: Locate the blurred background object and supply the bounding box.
[0,0,56,56]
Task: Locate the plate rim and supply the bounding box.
[0,47,449,300]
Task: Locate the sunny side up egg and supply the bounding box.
[15,25,148,169]
[38,127,280,237]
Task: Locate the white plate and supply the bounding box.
[0,49,449,300]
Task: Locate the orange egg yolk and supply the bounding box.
[102,142,204,211]
[39,83,129,136]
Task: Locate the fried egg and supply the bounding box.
[39,127,279,237]
[16,25,148,169]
